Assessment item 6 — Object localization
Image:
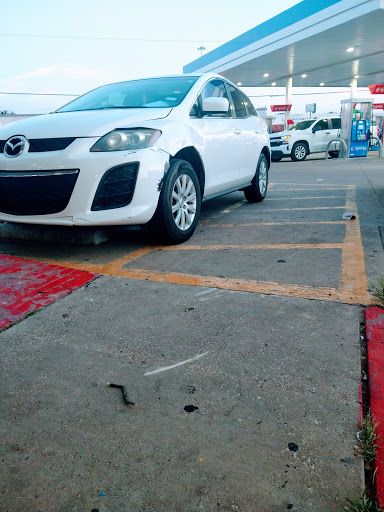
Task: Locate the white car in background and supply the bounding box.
[0,73,270,244]
[270,117,341,161]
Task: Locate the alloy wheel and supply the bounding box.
[295,145,307,160]
[171,174,197,230]
[258,159,267,196]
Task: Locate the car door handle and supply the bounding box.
[326,132,331,134]
[234,129,242,134]
[254,130,260,134]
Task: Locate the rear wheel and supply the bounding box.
[328,150,339,158]
[244,154,268,203]
[143,159,201,244]
[291,142,308,161]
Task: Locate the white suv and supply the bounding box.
[0,73,270,244]
[270,117,341,162]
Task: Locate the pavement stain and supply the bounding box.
[184,405,199,413]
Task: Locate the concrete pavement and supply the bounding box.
[0,153,383,511]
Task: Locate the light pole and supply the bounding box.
[198,46,206,57]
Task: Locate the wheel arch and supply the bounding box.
[292,140,310,154]
[261,146,271,168]
[172,146,205,197]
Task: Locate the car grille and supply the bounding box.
[270,140,284,147]
[92,163,139,211]
[0,169,79,215]
[0,138,76,153]
[28,138,77,152]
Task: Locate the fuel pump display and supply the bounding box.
[350,118,370,157]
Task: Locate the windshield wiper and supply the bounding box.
[56,106,150,113]
[97,106,149,109]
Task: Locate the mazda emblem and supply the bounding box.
[4,136,28,158]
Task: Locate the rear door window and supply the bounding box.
[331,118,341,129]
[240,91,258,116]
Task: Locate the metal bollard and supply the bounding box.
[369,136,384,158]
[325,138,348,160]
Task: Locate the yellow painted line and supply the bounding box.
[200,199,246,224]
[339,187,371,303]
[218,201,246,215]
[158,243,343,251]
[201,199,246,223]
[81,266,373,305]
[260,206,346,211]
[98,246,158,273]
[41,246,158,274]
[269,183,354,187]
[266,196,346,201]
[269,187,351,192]
[201,183,275,224]
[24,258,374,305]
[208,221,346,228]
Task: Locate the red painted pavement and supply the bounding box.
[0,255,97,330]
[366,307,384,507]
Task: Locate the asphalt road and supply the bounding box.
[1,153,383,512]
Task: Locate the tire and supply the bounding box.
[143,159,201,244]
[244,154,268,203]
[291,142,308,161]
[328,150,339,158]
[271,157,282,162]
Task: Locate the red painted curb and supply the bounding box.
[365,307,384,507]
[0,255,97,330]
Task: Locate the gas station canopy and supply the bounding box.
[183,0,384,89]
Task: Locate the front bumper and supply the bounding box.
[0,138,170,226]
[270,139,290,157]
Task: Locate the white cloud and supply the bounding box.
[0,64,112,94]
[9,64,100,82]
[0,64,115,113]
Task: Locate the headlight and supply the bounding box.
[280,135,291,140]
[90,128,161,152]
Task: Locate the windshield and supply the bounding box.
[56,76,199,113]
[289,120,315,131]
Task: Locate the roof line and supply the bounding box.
[183,0,343,73]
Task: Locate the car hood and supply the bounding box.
[271,129,312,138]
[270,130,292,138]
[0,108,172,139]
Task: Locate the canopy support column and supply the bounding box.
[285,76,292,129]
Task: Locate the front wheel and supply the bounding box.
[244,154,268,203]
[291,142,308,161]
[143,159,201,244]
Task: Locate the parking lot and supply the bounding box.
[1,155,383,511]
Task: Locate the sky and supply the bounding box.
[0,0,378,116]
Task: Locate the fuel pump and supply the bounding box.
[372,104,384,146]
[340,99,372,157]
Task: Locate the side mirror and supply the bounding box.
[202,97,229,113]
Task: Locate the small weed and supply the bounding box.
[359,412,381,462]
[341,491,382,512]
[372,277,384,306]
